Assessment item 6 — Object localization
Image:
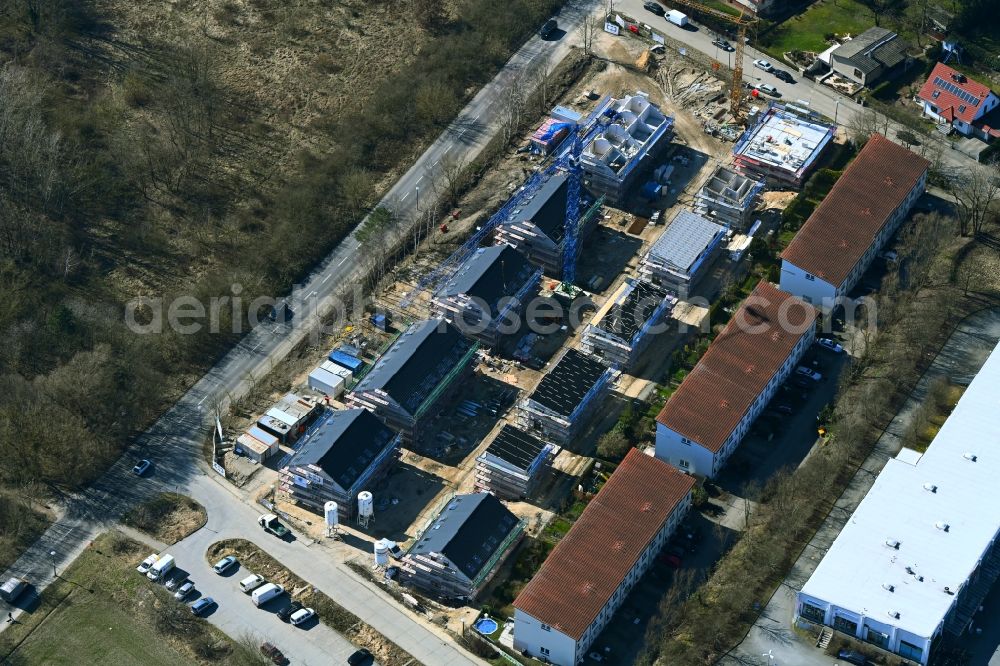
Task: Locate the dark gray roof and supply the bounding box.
[595,279,671,344]
[504,172,568,241]
[529,349,608,417]
[436,244,538,314]
[833,27,909,75]
[647,210,727,274]
[410,493,520,580]
[484,425,548,472]
[286,408,396,491]
[353,319,474,413]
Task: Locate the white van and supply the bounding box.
[251,583,284,607]
[147,553,175,581]
[239,574,265,593]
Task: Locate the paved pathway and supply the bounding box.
[728,308,1000,666]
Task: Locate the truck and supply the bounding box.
[251,582,285,607]
[666,9,689,27]
[0,577,28,603]
[147,553,175,582]
[258,514,290,538]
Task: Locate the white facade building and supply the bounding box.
[796,341,1000,665]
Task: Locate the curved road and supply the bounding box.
[0,1,600,663]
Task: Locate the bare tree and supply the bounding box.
[580,16,599,56]
[948,162,1000,236]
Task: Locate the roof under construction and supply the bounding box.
[529,349,608,418]
[484,425,549,472]
[593,279,671,344]
[503,172,569,242]
[286,408,397,491]
[435,244,537,314]
[646,210,727,275]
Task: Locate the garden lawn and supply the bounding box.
[761,0,873,55]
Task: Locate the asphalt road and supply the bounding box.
[0,0,600,662]
[614,0,978,170]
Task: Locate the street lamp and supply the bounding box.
[834,99,841,125]
[49,550,57,577]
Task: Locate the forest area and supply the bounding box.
[0,0,560,563]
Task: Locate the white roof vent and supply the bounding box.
[888,610,900,619]
[923,483,938,493]
[885,538,900,549]
[963,452,978,462]
[935,521,950,532]
[882,583,895,592]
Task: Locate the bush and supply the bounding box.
[597,430,632,461]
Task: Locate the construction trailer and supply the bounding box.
[517,348,616,446]
[638,210,728,298]
[493,173,602,278]
[398,493,524,601]
[256,393,321,444]
[475,425,556,500]
[279,408,400,521]
[236,426,280,463]
[580,278,677,370]
[694,164,764,230]
[346,319,477,448]
[580,92,674,205]
[732,102,835,188]
[431,244,543,347]
[308,360,353,399]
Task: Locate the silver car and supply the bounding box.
[173,581,195,600]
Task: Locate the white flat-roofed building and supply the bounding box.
[796,341,1000,665]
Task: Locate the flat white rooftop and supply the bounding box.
[800,341,1000,639]
[734,104,834,177]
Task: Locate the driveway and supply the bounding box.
[727,307,1000,666]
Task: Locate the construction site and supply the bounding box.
[208,7,854,646]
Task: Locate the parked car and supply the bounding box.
[795,366,822,381]
[290,607,316,626]
[136,553,158,575]
[277,601,304,623]
[770,404,794,416]
[753,83,780,97]
[213,555,238,575]
[165,573,187,591]
[816,338,844,353]
[132,459,152,476]
[190,597,215,616]
[643,1,665,15]
[665,544,687,558]
[837,649,870,666]
[173,581,195,601]
[0,577,28,603]
[240,574,266,593]
[539,18,558,39]
[251,583,285,608]
[659,553,682,568]
[712,38,734,51]
[261,642,289,666]
[348,648,374,666]
[753,58,774,72]
[790,376,812,389]
[773,69,795,83]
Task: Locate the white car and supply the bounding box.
[173,581,195,600]
[753,59,774,72]
[796,366,822,381]
[136,554,158,575]
[290,607,316,626]
[816,338,844,353]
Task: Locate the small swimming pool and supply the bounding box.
[474,618,498,635]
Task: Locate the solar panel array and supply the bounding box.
[933,76,981,106]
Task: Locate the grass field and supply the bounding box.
[121,493,207,545]
[0,533,252,666]
[760,0,874,54]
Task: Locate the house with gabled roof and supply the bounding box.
[655,281,816,477]
[918,62,1000,141]
[829,27,911,87]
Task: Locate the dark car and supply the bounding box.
[261,642,289,666]
[770,404,794,416]
[190,597,215,616]
[277,600,304,623]
[643,1,665,15]
[540,19,557,38]
[659,553,682,568]
[837,649,869,666]
[773,69,795,83]
[348,648,374,666]
[132,459,152,476]
[712,38,734,51]
[790,376,812,389]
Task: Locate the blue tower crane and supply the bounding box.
[561,131,583,286]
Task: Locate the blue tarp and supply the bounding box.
[328,350,363,374]
[640,181,662,200]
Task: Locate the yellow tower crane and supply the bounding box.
[666,1,758,119]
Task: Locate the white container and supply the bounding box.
[324,501,339,528]
[251,583,285,607]
[358,491,374,519]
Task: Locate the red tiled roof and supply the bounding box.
[918,62,994,124]
[512,449,694,640]
[655,282,816,452]
[780,134,930,288]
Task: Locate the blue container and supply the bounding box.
[328,350,363,375]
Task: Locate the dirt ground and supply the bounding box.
[122,493,208,545]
